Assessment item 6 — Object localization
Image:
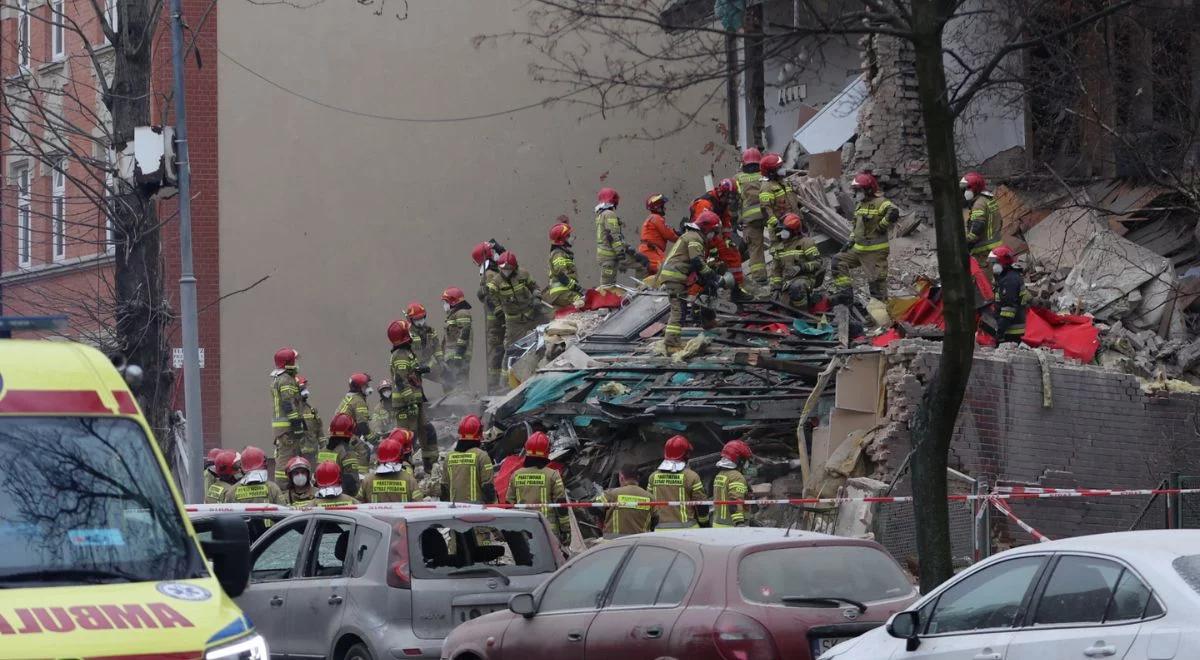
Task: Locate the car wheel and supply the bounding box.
[344,643,373,660]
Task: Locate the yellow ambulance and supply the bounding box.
[0,325,263,659]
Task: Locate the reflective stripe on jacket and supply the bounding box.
[595,484,654,537]
[851,196,896,252]
[648,468,706,527]
[712,469,748,527]
[735,171,764,223]
[595,209,626,258]
[446,447,493,503]
[966,195,1002,255]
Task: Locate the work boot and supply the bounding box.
[835,288,855,308]
[731,286,753,303]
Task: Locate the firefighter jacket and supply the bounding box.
[640,214,679,257]
[851,196,898,252]
[488,267,540,323]
[769,235,822,289]
[204,468,216,491]
[444,445,494,504]
[360,466,423,503]
[994,267,1029,337]
[658,229,712,286]
[411,322,439,371]
[649,467,708,527]
[507,466,570,539]
[759,177,798,232]
[711,468,749,527]
[286,483,317,507]
[735,170,765,224]
[594,483,656,538]
[318,438,361,480]
[441,307,473,365]
[370,398,395,437]
[224,474,289,505]
[271,370,304,437]
[595,208,627,260]
[300,399,323,455]
[337,391,376,444]
[389,346,424,422]
[205,480,233,504]
[966,195,1002,256]
[544,246,582,304]
[313,492,359,508]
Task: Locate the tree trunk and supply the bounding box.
[726,32,739,146]
[743,3,766,148]
[908,0,975,593]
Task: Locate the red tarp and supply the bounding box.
[555,288,625,318]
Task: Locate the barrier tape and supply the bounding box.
[186,487,1200,512]
[989,497,1051,543]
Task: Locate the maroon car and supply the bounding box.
[439,527,918,660]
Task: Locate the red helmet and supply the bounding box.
[406,302,427,320]
[989,245,1016,267]
[206,447,222,464]
[458,414,483,441]
[384,428,415,457]
[597,187,620,206]
[781,213,804,233]
[960,171,986,194]
[387,319,412,346]
[214,450,238,477]
[721,439,754,463]
[471,241,494,266]
[741,147,762,165]
[285,456,311,475]
[851,171,880,194]
[377,437,405,464]
[348,372,370,392]
[442,287,465,306]
[759,153,784,175]
[273,347,299,369]
[663,435,693,461]
[717,178,736,195]
[329,412,356,438]
[549,223,572,246]
[694,210,721,235]
[497,251,518,270]
[241,446,267,472]
[525,432,551,459]
[645,193,668,213]
[315,461,342,488]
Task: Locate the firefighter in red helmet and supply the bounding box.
[758,152,800,249]
[359,430,424,503]
[735,148,769,285]
[388,319,431,464]
[507,432,571,545]
[336,372,376,475]
[406,301,440,375]
[691,180,751,302]
[768,213,823,308]
[203,447,222,491]
[439,287,473,390]
[833,171,899,303]
[961,171,1002,281]
[639,194,678,276]
[988,246,1028,344]
[473,240,507,390]
[224,445,288,505]
[595,187,627,290]
[657,212,719,350]
[648,435,709,529]
[205,450,238,503]
[442,414,495,504]
[270,347,305,486]
[543,223,584,311]
[320,412,363,497]
[313,460,359,507]
[487,251,542,382]
[712,440,754,527]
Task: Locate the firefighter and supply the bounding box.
[543,223,584,310]
[712,440,753,528]
[473,241,506,391]
[269,347,305,486]
[296,375,322,466]
[638,194,678,276]
[657,211,720,350]
[594,463,657,538]
[990,246,1028,344]
[648,435,708,529]
[769,213,823,308]
[203,447,221,490]
[224,445,288,505]
[735,148,768,285]
[313,461,359,507]
[962,171,1002,280]
[691,179,750,301]
[205,450,238,503]
[319,412,362,497]
[759,153,799,244]
[283,456,317,507]
[337,372,377,470]
[359,430,424,503]
[595,187,627,290]
[407,301,440,374]
[369,379,395,438]
[388,319,430,463]
[442,414,495,504]
[439,287,473,390]
[489,252,541,362]
[506,432,571,545]
[833,171,899,303]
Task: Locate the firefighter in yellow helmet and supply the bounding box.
[648,435,708,529]
[313,460,359,507]
[712,440,754,527]
[205,450,238,503]
[439,287,473,390]
[657,211,720,350]
[768,213,823,308]
[442,414,496,504]
[543,223,584,311]
[269,347,305,486]
[319,413,362,497]
[283,456,317,507]
[506,432,571,545]
[594,463,657,538]
[224,445,288,505]
[833,171,899,303]
[359,430,424,503]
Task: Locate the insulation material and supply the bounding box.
[835,353,884,414]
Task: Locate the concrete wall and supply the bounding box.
[218,2,722,445]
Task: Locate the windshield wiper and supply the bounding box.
[446,566,511,586]
[0,568,142,587]
[781,596,868,613]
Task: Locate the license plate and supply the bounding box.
[812,637,854,655]
[453,604,505,624]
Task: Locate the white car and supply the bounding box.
[821,530,1200,660]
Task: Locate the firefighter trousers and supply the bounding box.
[835,248,890,300]
[485,305,506,391]
[274,431,302,487]
[741,220,767,284]
[664,282,687,348]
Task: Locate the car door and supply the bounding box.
[500,545,631,659]
[1006,555,1154,660]
[237,517,311,659]
[285,515,355,659]
[586,543,696,660]
[898,555,1048,660]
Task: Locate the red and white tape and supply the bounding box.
[989,497,1051,543]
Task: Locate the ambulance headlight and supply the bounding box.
[205,633,268,660]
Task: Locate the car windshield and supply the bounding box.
[403,516,557,579]
[740,545,915,606]
[0,416,205,587]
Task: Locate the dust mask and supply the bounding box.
[992,263,1003,275]
[500,267,515,278]
[292,473,308,487]
[964,190,976,202]
[443,301,451,313]
[779,229,791,240]
[856,190,869,202]
[365,386,375,397]
[300,388,310,399]
[414,318,426,327]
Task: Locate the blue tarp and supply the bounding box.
[517,371,588,413]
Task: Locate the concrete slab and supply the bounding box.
[1023,202,1103,271]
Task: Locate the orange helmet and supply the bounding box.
[497,252,518,270]
[597,187,620,206]
[525,432,551,459]
[694,210,721,235]
[241,446,267,472]
[781,213,804,233]
[989,245,1016,267]
[329,412,356,438]
[549,223,572,246]
[273,347,299,369]
[285,456,311,475]
[645,193,668,213]
[406,302,427,320]
[759,153,784,175]
[664,435,693,461]
[458,414,483,441]
[851,171,880,194]
[471,242,494,266]
[387,319,413,346]
[315,461,342,488]
[383,428,415,458]
[348,372,370,392]
[721,439,753,463]
[442,287,465,306]
[214,450,238,477]
[741,147,762,165]
[960,171,986,194]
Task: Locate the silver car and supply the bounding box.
[238,506,565,659]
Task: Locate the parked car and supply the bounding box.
[239,506,564,660]
[440,527,918,660]
[188,502,294,544]
[820,529,1200,660]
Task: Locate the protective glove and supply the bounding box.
[632,252,651,269]
[289,417,305,438]
[829,253,841,272]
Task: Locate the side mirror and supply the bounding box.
[886,611,921,651]
[200,515,251,598]
[509,592,536,619]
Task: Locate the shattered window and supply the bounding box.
[739,545,914,606]
[404,516,556,579]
